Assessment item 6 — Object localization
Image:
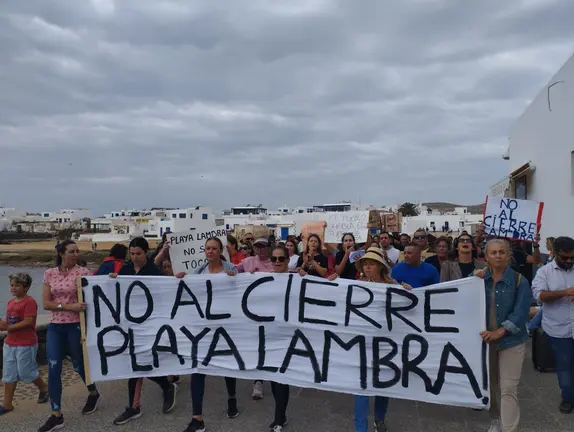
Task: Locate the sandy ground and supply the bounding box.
[0,240,159,252]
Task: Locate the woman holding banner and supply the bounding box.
[183,236,239,432]
[266,244,292,431]
[111,237,179,426]
[38,240,100,432]
[474,239,532,432]
[340,246,411,432]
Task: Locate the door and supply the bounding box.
[281,227,289,240]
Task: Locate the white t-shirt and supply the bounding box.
[289,254,299,272]
[384,246,400,264]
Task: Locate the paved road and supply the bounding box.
[1,342,571,432]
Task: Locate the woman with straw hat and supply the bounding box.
[331,246,411,432]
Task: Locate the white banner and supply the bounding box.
[324,211,370,244]
[483,196,543,242]
[82,274,489,409]
[167,227,228,274]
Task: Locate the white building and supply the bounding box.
[401,207,483,234]
[500,52,574,252]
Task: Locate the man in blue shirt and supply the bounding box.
[391,243,440,288]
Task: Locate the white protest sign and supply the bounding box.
[83,274,489,409]
[167,227,228,274]
[325,211,370,244]
[483,196,544,241]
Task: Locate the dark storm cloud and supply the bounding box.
[1,0,573,214]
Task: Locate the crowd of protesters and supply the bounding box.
[1,225,573,432]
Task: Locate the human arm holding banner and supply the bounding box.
[42,282,86,312]
[526,231,541,264]
[154,241,170,266]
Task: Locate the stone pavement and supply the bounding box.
[0,342,571,432]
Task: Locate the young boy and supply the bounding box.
[0,273,48,415]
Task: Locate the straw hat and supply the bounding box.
[355,246,389,273]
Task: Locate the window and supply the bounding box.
[202,214,208,220]
[514,175,527,200]
[179,213,186,218]
[172,213,177,218]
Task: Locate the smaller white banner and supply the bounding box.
[167,227,228,274]
[325,211,370,244]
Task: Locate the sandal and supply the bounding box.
[0,405,14,415]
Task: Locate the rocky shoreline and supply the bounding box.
[0,250,107,267]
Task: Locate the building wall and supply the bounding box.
[401,214,483,234]
[508,53,574,252]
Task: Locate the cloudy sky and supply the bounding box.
[1,0,573,216]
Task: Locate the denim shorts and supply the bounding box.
[2,344,39,384]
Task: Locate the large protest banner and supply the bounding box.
[168,227,228,274]
[82,274,489,409]
[483,196,544,241]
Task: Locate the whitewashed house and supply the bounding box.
[502,52,574,251]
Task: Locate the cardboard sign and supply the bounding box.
[83,274,489,409]
[168,227,228,274]
[483,196,543,241]
[300,221,326,248]
[381,213,402,233]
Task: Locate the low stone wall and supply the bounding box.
[0,318,50,375]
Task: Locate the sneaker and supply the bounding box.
[82,392,100,415]
[487,418,501,432]
[269,419,287,430]
[38,415,64,432]
[374,420,388,431]
[37,391,49,404]
[227,398,239,419]
[184,418,206,432]
[252,381,263,400]
[113,407,142,425]
[163,383,178,414]
[559,400,573,414]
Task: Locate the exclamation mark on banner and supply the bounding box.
[481,341,489,405]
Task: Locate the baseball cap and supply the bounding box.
[253,237,269,246]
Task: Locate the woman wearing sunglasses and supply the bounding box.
[267,245,291,431]
[440,233,485,282]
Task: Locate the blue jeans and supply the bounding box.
[354,395,389,432]
[547,335,574,403]
[528,308,543,330]
[47,323,96,412]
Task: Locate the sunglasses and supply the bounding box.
[240,247,250,251]
[414,236,426,240]
[270,256,287,263]
[459,238,473,243]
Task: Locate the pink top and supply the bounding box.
[236,255,274,273]
[43,265,90,324]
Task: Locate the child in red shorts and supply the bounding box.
[0,273,48,415]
